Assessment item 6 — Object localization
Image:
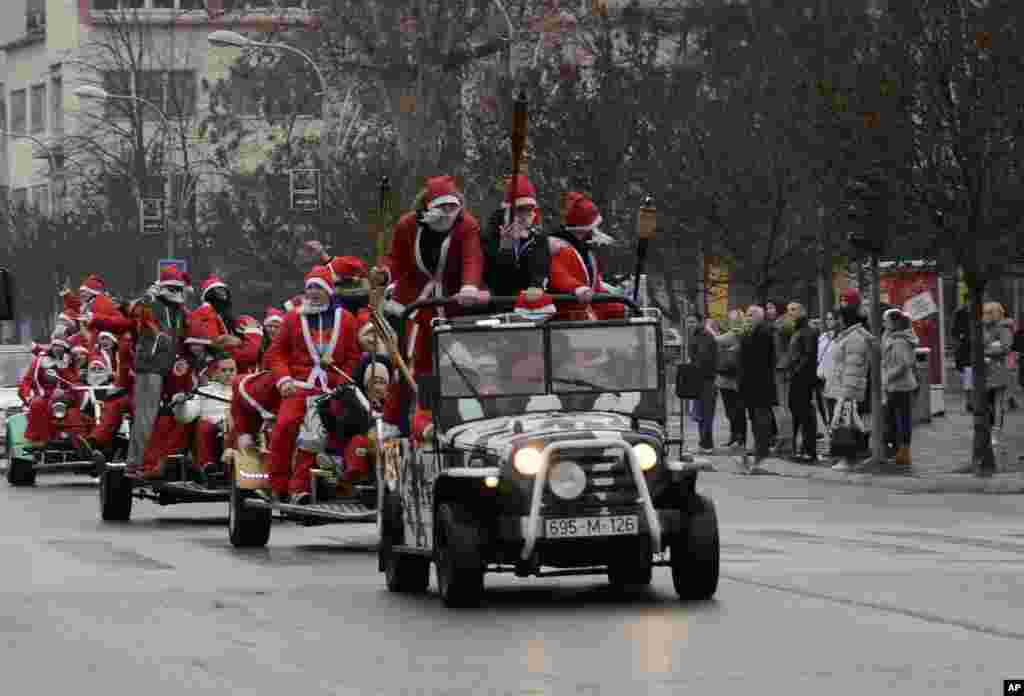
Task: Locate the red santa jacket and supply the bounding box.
[547,237,625,321]
[382,211,484,307]
[265,306,361,392]
[18,354,78,404]
[188,303,262,373]
[115,334,135,390]
[80,293,120,326]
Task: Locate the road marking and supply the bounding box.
[868,529,1024,555]
[46,539,173,571]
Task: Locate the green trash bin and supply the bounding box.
[913,348,932,425]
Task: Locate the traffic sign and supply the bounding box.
[140,197,166,236]
[157,258,188,281]
[290,169,321,212]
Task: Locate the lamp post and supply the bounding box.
[73,84,177,259]
[208,30,329,164]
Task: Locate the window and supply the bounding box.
[50,76,63,134]
[102,70,196,120]
[30,84,45,133]
[32,185,49,217]
[26,0,45,35]
[10,90,26,134]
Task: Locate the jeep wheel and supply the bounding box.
[607,541,653,589]
[6,456,36,487]
[99,466,132,521]
[229,480,271,548]
[434,503,484,608]
[380,494,429,593]
[671,495,720,600]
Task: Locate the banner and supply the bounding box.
[879,263,944,386]
[704,257,730,321]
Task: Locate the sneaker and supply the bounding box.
[699,446,715,455]
[831,461,851,472]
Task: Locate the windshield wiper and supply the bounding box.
[441,344,482,400]
[551,376,610,391]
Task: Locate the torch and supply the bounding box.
[632,196,657,305]
[506,91,529,229]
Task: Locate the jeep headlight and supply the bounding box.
[51,401,67,420]
[513,446,542,476]
[633,442,658,472]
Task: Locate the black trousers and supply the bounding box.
[789,378,817,457]
[720,388,746,445]
[746,405,773,459]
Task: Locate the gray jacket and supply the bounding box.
[882,329,919,393]
[714,330,741,391]
[982,319,1015,390]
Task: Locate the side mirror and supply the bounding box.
[0,268,13,321]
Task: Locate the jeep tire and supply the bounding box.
[6,456,36,487]
[229,479,271,548]
[607,539,653,588]
[434,503,484,608]
[671,495,720,600]
[379,493,429,594]
[99,465,132,521]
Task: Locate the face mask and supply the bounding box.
[423,206,460,233]
[302,299,331,315]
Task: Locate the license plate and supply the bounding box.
[545,515,639,538]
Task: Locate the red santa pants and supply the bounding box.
[268,389,320,496]
[26,398,89,445]
[192,420,222,471]
[142,415,193,475]
[90,395,133,449]
[229,372,280,450]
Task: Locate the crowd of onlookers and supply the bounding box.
[683,292,1023,476]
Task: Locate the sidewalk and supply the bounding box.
[670,389,1024,494]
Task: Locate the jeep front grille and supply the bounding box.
[541,448,640,512]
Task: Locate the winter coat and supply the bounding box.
[739,322,777,407]
[981,319,1014,390]
[827,323,875,402]
[265,305,361,393]
[547,233,625,321]
[882,329,919,393]
[714,330,742,391]
[817,331,837,382]
[92,295,188,377]
[688,328,718,382]
[481,209,550,298]
[787,317,819,384]
[189,303,262,374]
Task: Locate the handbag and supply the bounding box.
[829,399,864,458]
[676,363,704,400]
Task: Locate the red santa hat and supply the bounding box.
[158,265,186,288]
[264,307,286,326]
[305,266,335,295]
[79,274,106,296]
[514,290,556,315]
[502,175,538,210]
[284,295,304,312]
[563,192,603,232]
[184,315,217,347]
[200,275,228,302]
[238,314,263,336]
[424,175,462,209]
[327,256,368,284]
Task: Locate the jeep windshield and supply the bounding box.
[436,327,546,399]
[550,324,659,393]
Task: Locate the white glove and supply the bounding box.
[170,393,188,406]
[455,287,481,307]
[238,434,255,450]
[575,286,595,305]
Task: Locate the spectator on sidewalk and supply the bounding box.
[686,311,719,454]
[817,310,839,425]
[952,304,973,411]
[787,303,819,463]
[715,319,746,449]
[766,301,785,448]
[981,302,1014,430]
[739,305,777,471]
[882,308,919,469]
[828,295,876,472]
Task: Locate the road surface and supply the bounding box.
[0,467,1020,695]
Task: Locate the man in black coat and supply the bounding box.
[686,312,719,453]
[739,305,777,468]
[786,304,820,462]
[481,175,549,301]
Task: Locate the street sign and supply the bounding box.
[140,197,166,236]
[157,258,188,281]
[290,169,321,212]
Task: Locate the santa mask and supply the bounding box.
[160,285,186,305]
[422,205,461,233]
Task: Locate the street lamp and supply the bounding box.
[73,84,176,258]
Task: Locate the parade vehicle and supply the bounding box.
[98,386,232,521]
[5,384,124,486]
[225,380,382,549]
[0,344,34,456]
[377,294,720,607]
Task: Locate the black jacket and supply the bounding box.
[739,322,778,407]
[481,209,549,298]
[787,317,819,383]
[689,328,718,381]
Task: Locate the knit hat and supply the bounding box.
[305,266,335,295]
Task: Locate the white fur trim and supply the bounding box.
[458,285,479,294]
[238,434,255,450]
[428,194,460,208]
[263,316,283,325]
[159,279,185,288]
[564,214,604,232]
[51,338,70,348]
[383,299,405,317]
[243,327,264,335]
[200,281,227,301]
[79,286,99,296]
[305,278,333,294]
[185,337,212,345]
[502,197,538,209]
[275,376,294,390]
[98,331,116,343]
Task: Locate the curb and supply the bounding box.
[706,456,1024,494]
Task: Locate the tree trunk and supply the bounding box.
[817,205,832,316]
[969,281,995,474]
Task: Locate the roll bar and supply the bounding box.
[399,293,639,324]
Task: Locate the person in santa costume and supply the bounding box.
[90,265,189,474]
[264,266,361,503]
[182,357,236,481]
[482,174,550,301]
[232,314,264,374]
[188,275,261,370]
[77,274,121,326]
[139,315,221,480]
[303,244,374,317]
[54,291,82,339]
[369,175,486,377]
[69,334,91,372]
[260,308,285,368]
[82,333,135,462]
[21,333,81,446]
[547,192,625,322]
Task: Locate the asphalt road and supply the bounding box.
[1,467,1021,695]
